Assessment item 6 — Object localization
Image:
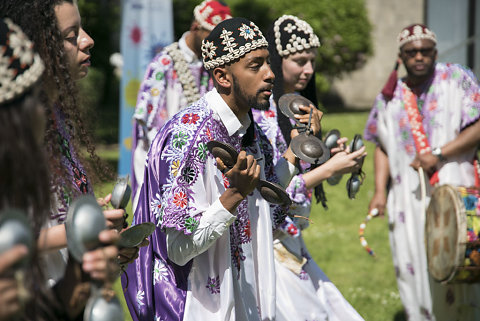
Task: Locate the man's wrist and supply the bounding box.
[432,147,446,161]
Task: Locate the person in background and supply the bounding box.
[252,15,365,321]
[365,24,480,320]
[131,0,232,209]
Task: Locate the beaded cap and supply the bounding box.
[273,15,320,57]
[0,18,44,105]
[194,0,232,31]
[201,17,268,70]
[397,24,437,48]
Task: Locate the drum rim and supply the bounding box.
[426,184,467,283]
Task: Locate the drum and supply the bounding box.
[425,184,480,283]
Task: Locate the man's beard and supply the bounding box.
[232,74,271,111]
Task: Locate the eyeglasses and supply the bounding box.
[402,47,435,58]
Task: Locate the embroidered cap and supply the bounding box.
[0,18,44,105]
[201,17,268,70]
[194,0,232,31]
[397,24,437,48]
[273,15,320,57]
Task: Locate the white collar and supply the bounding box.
[178,31,200,64]
[205,88,251,137]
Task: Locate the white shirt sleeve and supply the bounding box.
[166,198,237,266]
[274,157,299,188]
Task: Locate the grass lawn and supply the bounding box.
[95,111,406,321]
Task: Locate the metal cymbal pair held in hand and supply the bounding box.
[207,140,292,206]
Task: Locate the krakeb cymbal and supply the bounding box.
[0,209,33,268]
[118,223,156,248]
[257,180,292,206]
[111,176,131,209]
[291,134,330,165]
[278,93,314,121]
[66,195,106,262]
[324,129,341,149]
[206,140,239,168]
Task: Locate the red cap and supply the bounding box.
[194,1,232,31]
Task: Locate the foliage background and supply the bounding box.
[76,0,372,144]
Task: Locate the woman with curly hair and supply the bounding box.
[0,0,124,289]
[0,16,120,320]
[251,15,366,320]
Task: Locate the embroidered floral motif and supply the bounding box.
[153,258,169,283]
[197,142,207,161]
[172,132,189,149]
[184,216,199,233]
[136,290,145,309]
[173,190,188,208]
[171,160,180,177]
[206,275,220,294]
[150,193,163,224]
[182,112,200,125]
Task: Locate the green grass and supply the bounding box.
[94,111,406,321]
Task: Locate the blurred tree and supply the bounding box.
[77,0,121,144]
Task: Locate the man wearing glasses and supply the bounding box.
[364,24,480,320]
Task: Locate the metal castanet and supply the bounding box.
[206,140,292,206]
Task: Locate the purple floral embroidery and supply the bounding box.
[206,275,220,294]
[406,263,415,275]
[398,211,405,223]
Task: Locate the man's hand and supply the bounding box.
[217,151,261,213]
[0,245,28,321]
[410,152,439,175]
[294,104,323,135]
[219,151,260,197]
[368,191,387,217]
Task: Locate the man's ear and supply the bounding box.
[212,67,231,90]
[190,20,200,32]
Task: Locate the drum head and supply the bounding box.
[291,134,330,165]
[324,129,341,150]
[257,180,292,206]
[66,195,106,262]
[111,177,132,209]
[278,93,313,120]
[84,291,124,321]
[426,185,467,283]
[118,223,156,248]
[0,209,33,268]
[206,140,238,168]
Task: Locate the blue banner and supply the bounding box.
[118,0,174,176]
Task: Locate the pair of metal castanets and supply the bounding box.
[278,93,365,199]
[66,178,155,321]
[206,140,292,206]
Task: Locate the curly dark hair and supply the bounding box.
[0,0,112,198]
